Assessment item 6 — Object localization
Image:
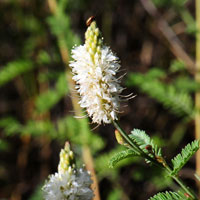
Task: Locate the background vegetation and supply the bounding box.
[0,0,198,199]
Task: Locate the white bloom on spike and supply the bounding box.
[42,142,94,200]
[42,169,93,200]
[70,21,123,124]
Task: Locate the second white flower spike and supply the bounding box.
[70,19,123,124]
[42,142,94,200]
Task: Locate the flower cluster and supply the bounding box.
[70,20,123,124]
[42,142,94,200]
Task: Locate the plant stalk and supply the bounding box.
[113,120,198,199]
[165,165,198,199]
[113,120,142,154]
[113,121,165,167]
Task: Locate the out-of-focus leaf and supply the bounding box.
[35,74,68,114]
[0,139,10,151]
[29,184,43,200]
[0,117,22,136]
[22,120,56,137]
[108,189,122,200]
[169,60,186,73]
[37,50,51,65]
[173,76,200,92]
[0,60,34,86]
[57,116,105,152]
[126,71,194,118]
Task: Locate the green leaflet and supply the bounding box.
[129,129,162,162]
[47,11,80,53]
[35,74,68,114]
[169,60,186,73]
[149,191,186,200]
[0,117,22,136]
[109,149,138,168]
[0,139,10,151]
[171,140,200,175]
[0,60,34,86]
[95,146,132,179]
[126,69,194,119]
[172,76,200,93]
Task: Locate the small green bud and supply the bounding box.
[58,142,75,174]
[85,20,103,64]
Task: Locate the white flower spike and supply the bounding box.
[42,142,94,200]
[70,19,123,124]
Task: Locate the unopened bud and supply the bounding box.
[115,130,125,145]
[58,141,75,174]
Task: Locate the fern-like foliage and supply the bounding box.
[109,149,138,168]
[171,140,200,175]
[169,60,186,73]
[56,116,105,152]
[149,191,186,200]
[95,146,141,179]
[0,60,34,86]
[129,129,162,162]
[0,139,9,151]
[35,73,68,114]
[0,117,22,136]
[173,76,200,93]
[126,69,194,119]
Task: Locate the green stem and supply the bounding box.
[113,120,162,167]
[113,120,198,200]
[165,165,198,200]
[113,120,142,154]
[173,175,197,199]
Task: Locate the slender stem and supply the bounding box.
[113,120,198,199]
[164,165,198,199]
[113,120,162,167]
[173,175,197,199]
[113,120,142,154]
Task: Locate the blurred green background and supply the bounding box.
[0,0,198,199]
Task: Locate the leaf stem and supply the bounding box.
[113,120,162,167]
[164,165,198,200]
[113,120,142,154]
[113,120,198,199]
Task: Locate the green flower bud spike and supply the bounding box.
[58,142,75,175]
[85,21,103,64]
